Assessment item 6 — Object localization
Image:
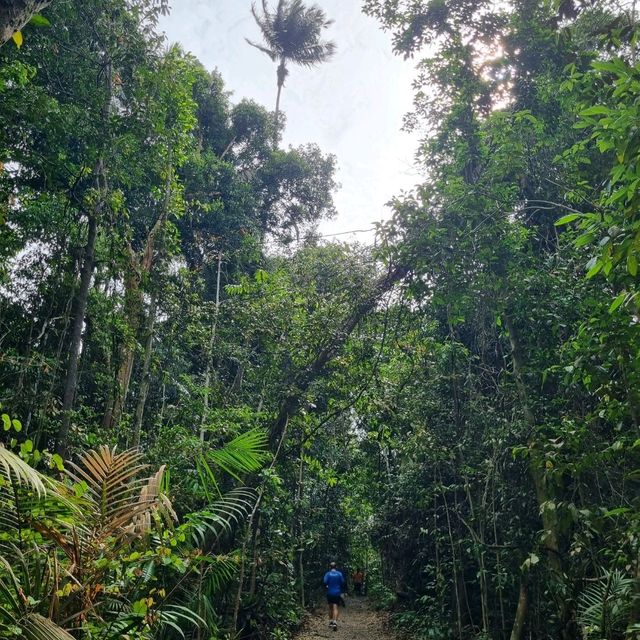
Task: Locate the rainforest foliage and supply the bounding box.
[0,0,639,639]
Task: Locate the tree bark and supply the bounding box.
[131,292,157,448]
[102,151,172,430]
[56,208,99,456]
[510,577,529,640]
[503,311,575,639]
[200,251,223,442]
[503,313,562,571]
[0,0,51,46]
[274,59,286,143]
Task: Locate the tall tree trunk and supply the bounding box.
[295,443,306,607]
[274,59,286,143]
[102,259,142,429]
[56,45,112,455]
[503,313,562,570]
[0,0,51,45]
[131,292,157,448]
[503,312,573,638]
[200,251,223,442]
[102,150,173,430]
[56,208,99,456]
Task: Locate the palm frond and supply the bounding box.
[202,428,270,484]
[0,550,74,640]
[130,464,177,534]
[0,445,46,497]
[578,569,634,638]
[19,613,76,640]
[248,0,335,68]
[66,445,161,537]
[200,553,239,594]
[184,487,256,547]
[245,37,278,61]
[156,604,207,639]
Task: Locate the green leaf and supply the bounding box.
[11,31,23,48]
[579,106,611,117]
[575,232,595,248]
[586,258,603,279]
[132,599,148,616]
[11,419,21,433]
[609,292,627,313]
[2,414,10,431]
[627,253,638,276]
[591,60,625,73]
[28,14,51,27]
[50,454,64,471]
[555,213,583,226]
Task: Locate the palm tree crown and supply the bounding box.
[247,0,336,137]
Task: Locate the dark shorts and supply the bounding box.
[327,594,341,605]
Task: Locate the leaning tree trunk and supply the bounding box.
[0,0,51,45]
[269,262,407,449]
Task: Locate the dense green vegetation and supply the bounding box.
[0,1,639,639]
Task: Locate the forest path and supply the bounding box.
[294,597,397,640]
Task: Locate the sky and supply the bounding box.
[158,0,421,243]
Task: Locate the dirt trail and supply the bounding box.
[294,597,397,640]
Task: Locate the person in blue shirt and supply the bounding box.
[323,561,346,630]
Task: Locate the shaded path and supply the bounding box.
[294,597,397,640]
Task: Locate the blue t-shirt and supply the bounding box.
[323,569,345,596]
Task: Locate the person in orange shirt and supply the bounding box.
[351,568,364,596]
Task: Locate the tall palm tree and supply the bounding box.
[247,0,336,138]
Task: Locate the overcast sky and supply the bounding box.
[159,1,420,242]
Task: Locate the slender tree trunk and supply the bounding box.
[56,209,99,456]
[503,313,562,570]
[439,466,464,640]
[102,260,141,429]
[295,444,306,607]
[200,251,223,442]
[131,292,157,448]
[232,420,288,633]
[102,150,172,430]
[503,311,576,638]
[510,577,529,640]
[248,513,261,596]
[0,0,51,46]
[274,59,286,143]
